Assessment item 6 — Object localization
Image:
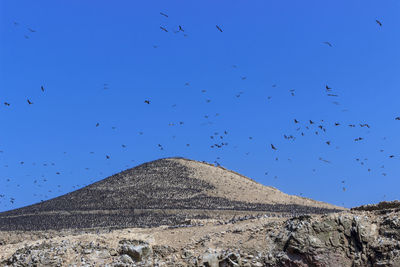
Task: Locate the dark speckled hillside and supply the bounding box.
[0,158,344,231]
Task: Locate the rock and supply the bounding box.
[202,253,219,267]
[218,253,241,267]
[83,249,92,254]
[120,244,152,261]
[120,254,133,264]
[109,248,118,256]
[264,211,400,266]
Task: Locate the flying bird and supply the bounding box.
[326,85,332,91]
[323,42,333,47]
[160,12,168,18]
[144,100,150,104]
[178,25,184,32]
[319,157,331,163]
[41,86,44,92]
[27,99,33,104]
[96,123,100,127]
[271,144,277,150]
[216,25,223,32]
[360,123,370,128]
[28,28,36,32]
[4,102,10,106]
[160,26,168,32]
[376,20,382,27]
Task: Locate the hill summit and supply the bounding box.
[0,157,343,231]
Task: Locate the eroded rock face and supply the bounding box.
[266,212,400,266]
[1,204,400,267]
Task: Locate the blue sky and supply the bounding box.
[0,0,399,212]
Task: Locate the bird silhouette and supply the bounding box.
[178,25,184,32]
[144,100,150,104]
[271,144,277,150]
[41,86,44,92]
[27,99,33,104]
[323,42,333,47]
[28,28,36,32]
[216,25,223,32]
[319,157,331,163]
[160,26,168,32]
[4,102,10,106]
[326,85,332,91]
[376,20,382,27]
[160,12,168,18]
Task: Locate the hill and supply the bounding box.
[0,157,344,231]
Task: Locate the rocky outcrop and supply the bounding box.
[267,212,400,266]
[1,204,399,266]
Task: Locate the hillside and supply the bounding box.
[1,202,399,266]
[0,157,343,231]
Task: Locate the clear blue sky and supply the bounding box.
[0,0,399,212]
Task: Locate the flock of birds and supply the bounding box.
[0,12,397,209]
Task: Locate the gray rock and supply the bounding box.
[120,244,152,261]
[202,253,219,267]
[120,254,133,264]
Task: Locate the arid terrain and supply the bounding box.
[0,158,342,231]
[0,158,399,266]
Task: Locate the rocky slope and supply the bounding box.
[1,201,399,266]
[0,158,342,231]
